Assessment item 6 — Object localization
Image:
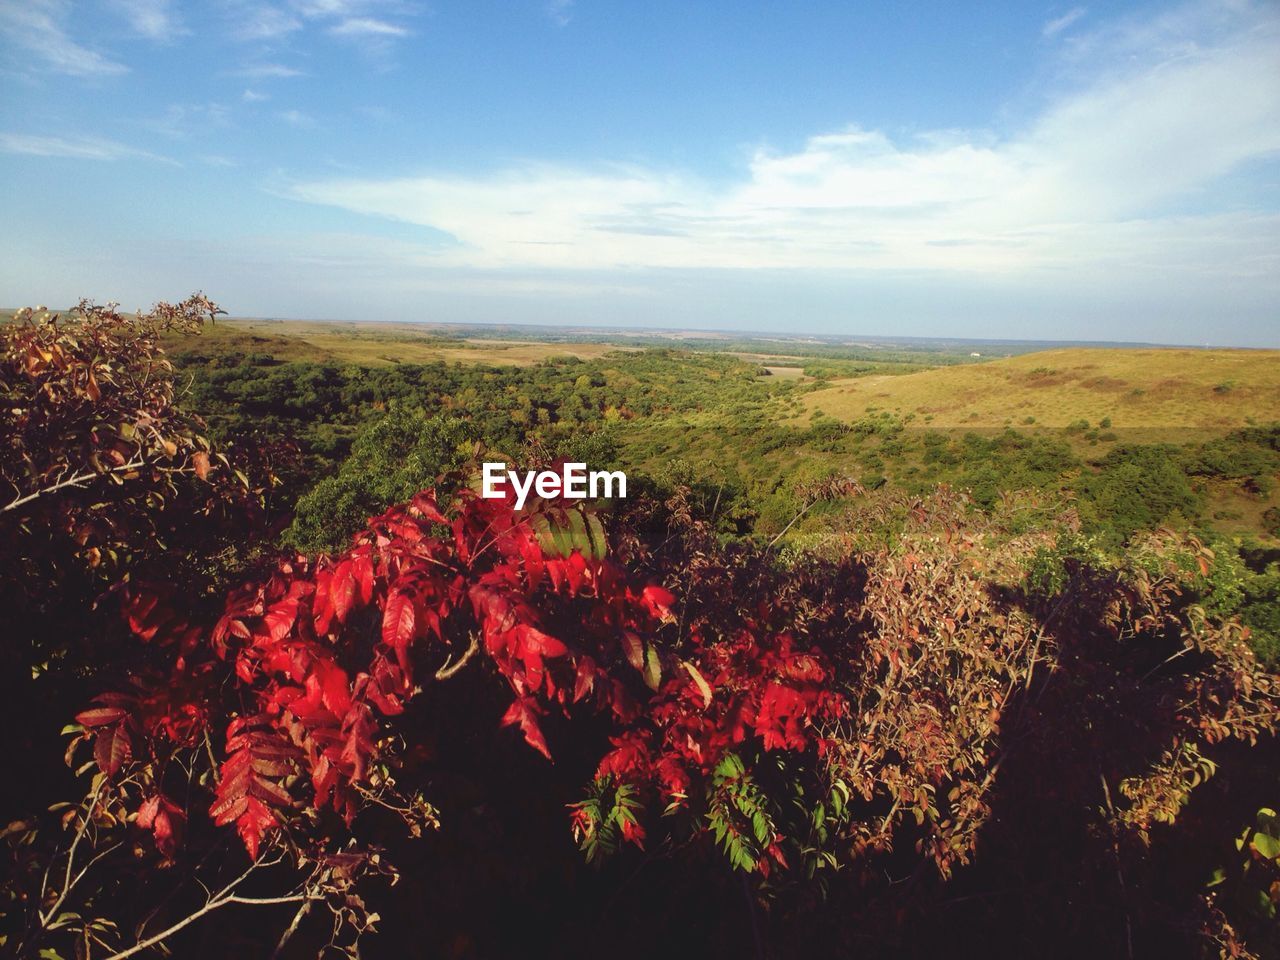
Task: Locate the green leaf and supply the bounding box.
[643,645,662,691]
[549,512,575,558]
[584,512,607,560]
[682,660,712,706]
[1251,831,1280,860]
[751,810,769,844]
[566,509,591,554]
[1256,888,1277,920]
[530,513,558,555]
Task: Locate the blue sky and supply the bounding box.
[1,1,1277,346]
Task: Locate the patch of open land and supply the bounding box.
[168,318,634,366]
[801,347,1280,433]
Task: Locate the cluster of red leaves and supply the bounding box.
[200,487,679,857]
[597,630,845,810]
[71,479,853,868]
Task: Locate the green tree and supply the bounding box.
[285,406,477,552]
[1080,445,1200,543]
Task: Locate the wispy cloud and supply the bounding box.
[242,88,269,102]
[228,2,301,41]
[0,132,171,162]
[0,0,128,76]
[1042,6,1087,39]
[107,0,186,42]
[279,109,318,128]
[546,0,574,27]
[329,16,408,37]
[288,1,1280,281]
[233,62,306,78]
[149,102,233,138]
[224,0,414,47]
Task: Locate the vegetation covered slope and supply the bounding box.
[802,347,1280,432]
[165,318,636,367]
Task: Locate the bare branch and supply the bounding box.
[434,633,481,681]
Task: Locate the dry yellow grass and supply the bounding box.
[177,319,632,367]
[802,348,1280,431]
[762,365,807,380]
[304,333,629,366]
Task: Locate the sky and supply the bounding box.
[0,0,1277,346]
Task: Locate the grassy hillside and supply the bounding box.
[165,318,633,367]
[801,347,1280,433]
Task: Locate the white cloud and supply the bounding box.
[242,88,269,101]
[1042,6,1087,39]
[228,2,301,40]
[291,0,371,15]
[224,0,413,46]
[108,0,185,42]
[0,132,171,162]
[234,62,306,78]
[0,0,128,76]
[329,16,408,37]
[287,1,1280,280]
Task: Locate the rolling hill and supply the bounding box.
[801,348,1280,433]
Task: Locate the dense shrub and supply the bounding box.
[1081,445,1201,543]
[285,406,477,553]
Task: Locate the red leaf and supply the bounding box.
[234,797,276,861]
[519,625,568,658]
[331,562,357,623]
[95,723,132,777]
[622,631,644,671]
[354,552,375,605]
[410,493,447,524]
[263,598,298,642]
[574,657,597,702]
[382,589,416,649]
[641,585,676,623]
[501,697,551,760]
[75,706,127,728]
[138,794,184,858]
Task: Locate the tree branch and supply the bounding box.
[3,458,149,514]
[100,858,319,960]
[434,633,481,681]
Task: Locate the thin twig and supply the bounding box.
[434,633,481,680]
[271,899,314,959]
[101,857,314,960]
[39,782,106,926]
[3,457,152,514]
